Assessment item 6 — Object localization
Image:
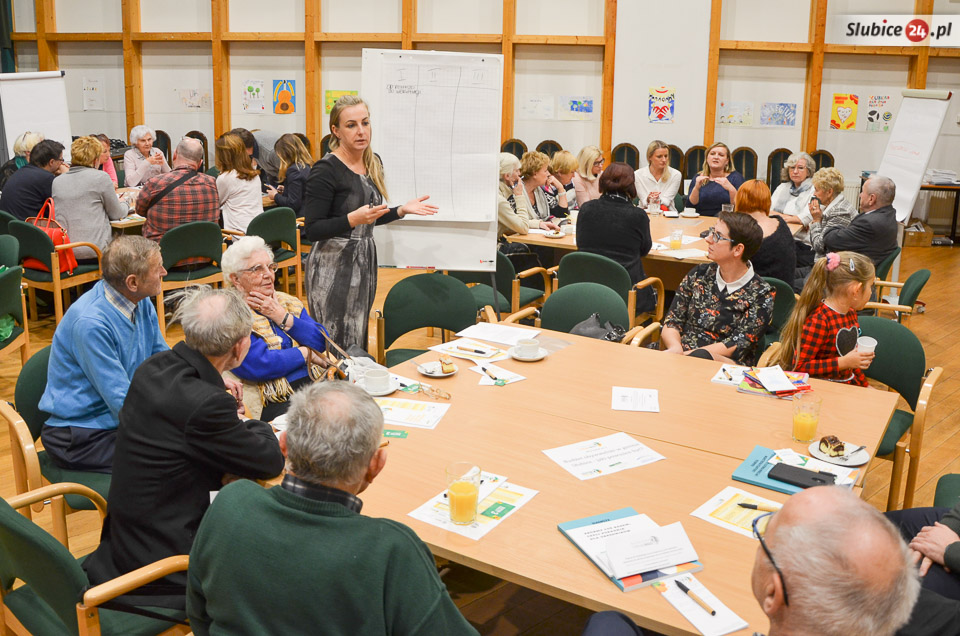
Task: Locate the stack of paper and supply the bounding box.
[731,446,859,496]
[737,367,810,399]
[925,168,959,184]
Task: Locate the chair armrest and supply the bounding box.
[221,229,245,238]
[757,341,782,367]
[0,402,45,511]
[625,322,661,347]
[481,305,499,323]
[516,266,548,280]
[80,555,189,608]
[6,482,107,517]
[502,307,537,324]
[874,279,905,290]
[296,216,305,227]
[635,277,665,321]
[863,301,913,314]
[58,242,103,260]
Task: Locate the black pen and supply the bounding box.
[676,580,715,616]
[482,366,500,382]
[457,345,487,354]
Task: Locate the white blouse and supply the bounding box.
[634,165,682,210]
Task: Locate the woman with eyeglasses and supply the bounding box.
[660,211,774,364]
[572,145,604,207]
[223,236,331,421]
[685,142,744,216]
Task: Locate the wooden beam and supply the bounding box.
[501,0,516,144]
[305,0,322,154]
[121,0,143,136]
[47,33,123,42]
[10,33,39,41]
[702,0,722,146]
[600,0,616,162]
[908,0,933,89]
[35,0,57,70]
[211,0,231,138]
[212,33,303,42]
[401,0,416,49]
[413,33,502,44]
[931,47,960,57]
[823,44,925,55]
[317,32,403,42]
[511,35,605,46]
[801,0,826,153]
[718,40,812,53]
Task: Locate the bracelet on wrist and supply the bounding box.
[282,312,292,329]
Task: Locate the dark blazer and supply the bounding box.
[273,162,308,214]
[576,193,655,313]
[822,204,899,267]
[83,342,284,605]
[751,215,796,285]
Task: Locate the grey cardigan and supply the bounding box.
[52,166,128,259]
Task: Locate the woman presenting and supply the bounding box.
[685,142,743,216]
[302,95,437,349]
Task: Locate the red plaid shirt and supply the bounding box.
[792,302,868,386]
[138,168,219,265]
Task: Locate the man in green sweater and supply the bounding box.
[186,381,479,635]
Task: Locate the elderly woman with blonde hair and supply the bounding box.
[496,152,557,237]
[123,125,170,186]
[794,166,858,290]
[222,235,331,421]
[0,131,45,189]
[572,145,604,206]
[544,150,578,218]
[520,151,558,223]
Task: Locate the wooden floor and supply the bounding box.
[2,246,958,635]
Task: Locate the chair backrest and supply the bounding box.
[0,265,24,325]
[382,274,477,350]
[205,166,220,178]
[320,134,332,158]
[766,147,793,190]
[501,138,527,160]
[811,149,834,170]
[9,220,54,270]
[0,497,88,633]
[612,143,640,171]
[557,252,632,303]
[14,346,51,443]
[0,234,18,267]
[246,207,298,254]
[684,145,706,181]
[732,146,758,180]
[154,129,172,163]
[536,139,562,158]
[897,269,931,312]
[673,193,685,212]
[875,246,902,282]
[859,316,925,410]
[762,276,796,335]
[184,130,209,170]
[158,221,223,270]
[0,209,17,235]
[447,251,514,300]
[539,282,630,334]
[666,144,684,174]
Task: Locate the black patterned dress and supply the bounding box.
[302,154,400,350]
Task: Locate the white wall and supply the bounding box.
[230,0,304,32]
[59,42,126,140]
[14,42,38,72]
[515,0,603,36]
[418,0,501,34]
[321,0,401,32]
[721,0,811,43]
[320,42,401,133]
[54,0,122,33]
[229,43,306,133]
[141,0,211,32]
[141,42,215,156]
[12,0,35,32]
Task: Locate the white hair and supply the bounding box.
[498,152,520,177]
[174,286,253,357]
[128,125,156,145]
[867,174,897,207]
[221,236,274,286]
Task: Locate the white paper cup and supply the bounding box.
[364,369,391,392]
[857,336,877,355]
[517,338,540,358]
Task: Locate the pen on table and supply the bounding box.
[379,440,390,448]
[457,345,487,354]
[675,580,715,616]
[482,366,500,381]
[722,367,733,381]
[738,502,780,513]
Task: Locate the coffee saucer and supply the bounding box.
[358,377,399,397]
[508,346,549,362]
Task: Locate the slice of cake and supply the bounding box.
[819,435,845,457]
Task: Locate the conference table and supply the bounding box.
[352,329,898,635]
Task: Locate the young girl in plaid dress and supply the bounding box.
[774,251,875,386]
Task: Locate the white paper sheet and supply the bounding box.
[543,432,665,480]
[408,481,538,540]
[710,365,749,386]
[690,486,782,539]
[653,574,748,636]
[469,364,526,386]
[564,513,659,577]
[753,365,796,393]
[373,397,450,430]
[456,323,541,347]
[611,387,660,412]
[606,521,699,579]
[429,338,510,363]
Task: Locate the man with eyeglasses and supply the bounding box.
[0,138,66,220]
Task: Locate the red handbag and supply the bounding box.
[23,198,79,274]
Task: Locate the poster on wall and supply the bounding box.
[717,101,753,126]
[558,96,594,121]
[241,80,265,113]
[177,89,212,112]
[273,80,296,115]
[519,94,555,120]
[830,93,858,130]
[648,87,675,124]
[759,102,796,127]
[324,90,357,114]
[865,95,893,132]
[82,78,104,111]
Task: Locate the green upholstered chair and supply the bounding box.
[204,166,220,178]
[683,145,706,181]
[155,221,224,332]
[500,138,527,160]
[320,134,332,158]
[447,251,549,318]
[245,207,302,299]
[732,146,758,181]
[860,316,942,510]
[766,148,793,190]
[761,276,796,351]
[875,246,902,283]
[934,474,960,508]
[1,346,111,549]
[0,483,188,635]
[555,252,664,329]
[612,143,641,171]
[116,168,125,187]
[9,220,102,325]
[865,268,931,325]
[673,193,685,213]
[811,149,835,170]
[0,264,29,366]
[0,234,19,268]
[375,273,477,367]
[667,144,684,175]
[536,139,562,158]
[504,282,631,335]
[0,210,18,235]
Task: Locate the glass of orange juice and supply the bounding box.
[792,393,821,443]
[446,462,481,525]
[670,229,684,250]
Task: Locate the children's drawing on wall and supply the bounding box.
[324,90,358,114]
[648,87,675,124]
[865,95,892,132]
[519,94,555,120]
[830,93,858,130]
[177,89,212,112]
[273,80,296,115]
[558,96,594,121]
[717,101,753,126]
[759,102,796,127]
[82,78,104,111]
[241,80,265,113]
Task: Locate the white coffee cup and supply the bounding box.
[364,369,391,392]
[516,338,540,358]
[857,336,877,355]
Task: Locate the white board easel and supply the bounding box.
[0,71,73,162]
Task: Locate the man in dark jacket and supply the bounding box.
[821,174,899,267]
[0,139,65,220]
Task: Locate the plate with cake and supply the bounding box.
[417,355,459,378]
[808,435,870,467]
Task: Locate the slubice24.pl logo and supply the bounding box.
[835,15,960,46]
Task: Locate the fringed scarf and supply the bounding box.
[251,292,325,405]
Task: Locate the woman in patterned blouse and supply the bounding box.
[661,211,774,364]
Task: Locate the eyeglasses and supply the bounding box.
[401,382,450,400]
[704,229,736,245]
[240,262,279,277]
[752,512,790,606]
[593,158,605,167]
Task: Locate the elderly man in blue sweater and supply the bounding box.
[39,235,169,472]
